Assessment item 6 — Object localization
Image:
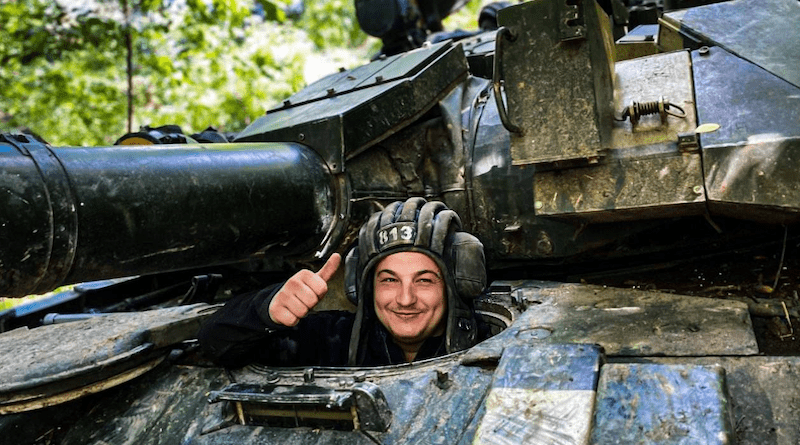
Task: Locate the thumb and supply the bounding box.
[316,252,341,283]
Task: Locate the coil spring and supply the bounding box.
[616,96,687,126]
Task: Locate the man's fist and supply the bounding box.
[267,253,341,327]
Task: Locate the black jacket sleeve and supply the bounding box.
[197,284,355,368]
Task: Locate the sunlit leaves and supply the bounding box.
[296,0,365,49]
[0,0,371,146]
[255,0,287,22]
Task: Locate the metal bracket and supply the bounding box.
[677,132,699,153]
[208,381,392,432]
[559,0,587,41]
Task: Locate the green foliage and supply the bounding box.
[255,0,287,22]
[443,0,497,31]
[0,0,370,146]
[296,0,366,49]
[0,0,120,66]
[136,22,307,135]
[132,0,308,137]
[0,285,76,312]
[0,0,126,145]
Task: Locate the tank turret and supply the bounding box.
[2,0,799,298]
[2,1,800,443]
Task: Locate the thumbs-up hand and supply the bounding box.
[268,253,341,327]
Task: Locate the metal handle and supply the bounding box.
[493,27,523,134]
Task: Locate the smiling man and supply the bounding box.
[198,198,487,367]
[373,251,447,362]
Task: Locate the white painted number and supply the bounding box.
[378,224,415,247]
[379,230,389,245]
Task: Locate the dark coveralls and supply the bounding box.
[197,284,448,368]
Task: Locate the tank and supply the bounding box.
[2,0,800,443]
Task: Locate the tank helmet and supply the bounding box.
[345,197,486,365]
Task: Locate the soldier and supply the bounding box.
[198,197,487,367]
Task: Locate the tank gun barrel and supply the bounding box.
[0,134,335,297]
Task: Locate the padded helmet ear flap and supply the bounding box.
[449,232,486,301]
[344,247,360,306]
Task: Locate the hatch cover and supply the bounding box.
[495,281,759,357]
[0,303,217,414]
[235,40,469,173]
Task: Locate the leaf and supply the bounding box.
[255,0,287,22]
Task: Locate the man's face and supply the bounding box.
[373,251,447,348]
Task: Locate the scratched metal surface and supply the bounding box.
[592,363,733,444]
